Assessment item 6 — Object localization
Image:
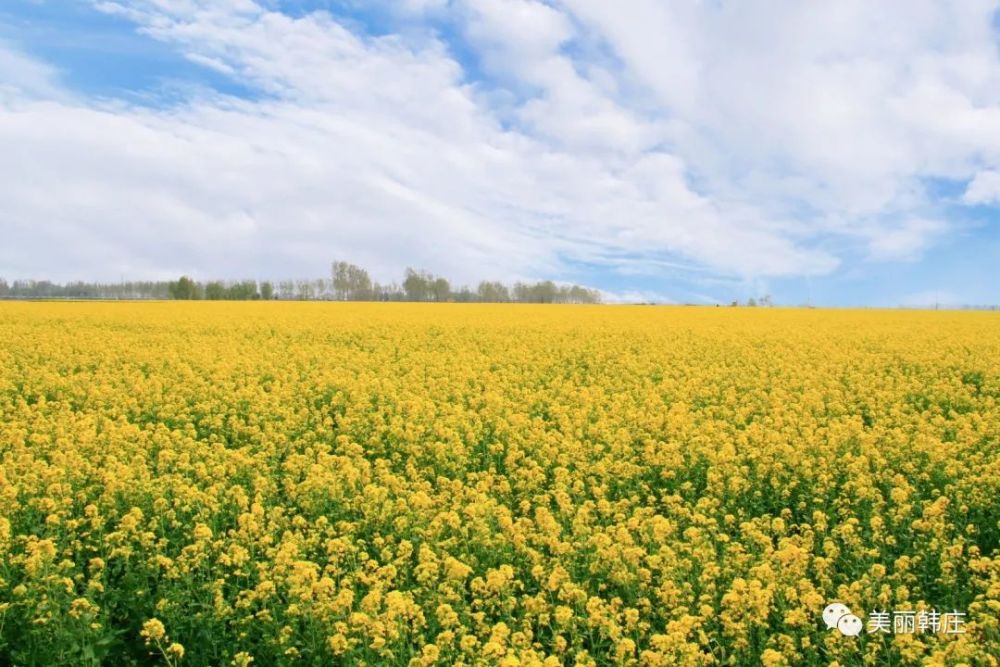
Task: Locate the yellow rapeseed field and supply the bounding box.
[0,302,997,666]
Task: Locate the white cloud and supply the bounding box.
[963,170,1000,204]
[865,218,948,261]
[0,40,65,101]
[560,0,1000,248]
[462,0,572,59]
[1,0,998,287]
[600,289,676,305]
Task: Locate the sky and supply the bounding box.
[0,0,998,306]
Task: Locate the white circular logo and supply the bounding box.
[837,613,863,637]
[823,603,851,630]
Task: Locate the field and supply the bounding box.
[0,302,997,666]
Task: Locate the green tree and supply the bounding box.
[204,281,226,300]
[226,280,258,300]
[477,281,509,302]
[403,268,430,301]
[431,277,451,302]
[168,276,199,300]
[332,261,351,300]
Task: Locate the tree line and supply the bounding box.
[0,262,601,304]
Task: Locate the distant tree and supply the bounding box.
[566,285,600,304]
[332,262,350,300]
[374,281,404,301]
[204,281,226,300]
[225,280,258,300]
[295,280,315,300]
[477,281,509,302]
[2,262,604,304]
[332,261,373,300]
[168,276,199,300]
[452,286,475,302]
[277,280,295,300]
[351,267,372,300]
[403,268,430,301]
[431,277,451,302]
[511,280,566,303]
[537,280,558,303]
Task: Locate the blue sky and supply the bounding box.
[0,0,998,306]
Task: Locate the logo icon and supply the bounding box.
[837,613,863,636]
[823,603,861,636]
[823,603,967,637]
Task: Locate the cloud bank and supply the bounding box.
[0,0,998,295]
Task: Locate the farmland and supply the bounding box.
[0,303,997,665]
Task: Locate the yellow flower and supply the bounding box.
[328,633,349,655]
[2,302,998,665]
[231,652,254,667]
[141,618,166,643]
[616,638,636,657]
[436,603,459,628]
[760,648,786,666]
[553,606,573,626]
[192,524,213,541]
